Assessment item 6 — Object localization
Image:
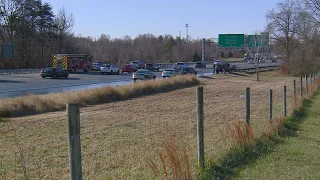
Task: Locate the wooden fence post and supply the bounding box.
[310,74,312,85]
[246,87,250,125]
[269,89,273,122]
[67,103,83,180]
[313,72,316,87]
[197,87,204,169]
[306,75,308,96]
[293,79,296,98]
[284,86,287,118]
[300,76,303,97]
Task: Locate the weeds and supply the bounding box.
[0,76,199,117]
[147,136,192,180]
[225,121,254,148]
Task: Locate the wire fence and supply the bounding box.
[0,73,318,179]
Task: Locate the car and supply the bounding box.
[121,64,137,73]
[173,62,188,70]
[132,69,156,81]
[214,61,231,74]
[100,64,120,75]
[145,63,160,72]
[195,61,206,68]
[91,62,104,71]
[229,65,237,72]
[180,67,197,76]
[162,69,181,78]
[130,60,145,69]
[40,67,69,79]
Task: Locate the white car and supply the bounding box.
[162,69,181,78]
[91,62,104,71]
[100,64,120,75]
[132,69,156,81]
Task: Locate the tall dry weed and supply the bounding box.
[147,136,192,180]
[293,95,303,110]
[225,121,254,148]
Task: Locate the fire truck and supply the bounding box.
[52,54,92,72]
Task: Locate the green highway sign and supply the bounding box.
[218,34,244,48]
[248,33,269,47]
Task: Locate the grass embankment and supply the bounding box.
[0,75,199,117]
[0,71,299,179]
[234,95,320,180]
[200,77,320,180]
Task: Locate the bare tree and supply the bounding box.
[246,32,270,80]
[266,0,299,73]
[0,0,19,42]
[54,7,74,53]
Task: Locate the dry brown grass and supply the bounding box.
[0,72,299,179]
[225,121,255,148]
[147,136,192,180]
[0,75,199,117]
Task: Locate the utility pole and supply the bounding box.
[179,31,181,39]
[202,38,206,63]
[185,24,189,43]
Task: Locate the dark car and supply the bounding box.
[180,67,197,76]
[229,65,237,72]
[121,64,137,73]
[214,62,231,74]
[195,61,206,68]
[145,63,160,72]
[40,67,69,79]
[130,60,145,69]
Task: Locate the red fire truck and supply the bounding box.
[53,54,92,72]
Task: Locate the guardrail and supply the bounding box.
[0,69,41,75]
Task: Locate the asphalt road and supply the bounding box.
[0,61,280,99]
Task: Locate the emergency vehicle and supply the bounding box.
[52,54,92,72]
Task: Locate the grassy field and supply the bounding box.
[234,93,320,180]
[0,71,303,179]
[0,75,199,117]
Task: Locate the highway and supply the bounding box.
[0,61,280,99]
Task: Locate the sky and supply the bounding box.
[43,0,283,39]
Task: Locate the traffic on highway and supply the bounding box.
[0,59,280,99]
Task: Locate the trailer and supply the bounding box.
[53,54,92,72]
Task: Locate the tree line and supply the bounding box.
[0,0,74,69]
[0,0,246,69]
[1,0,319,76]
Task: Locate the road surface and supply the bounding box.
[0,61,280,99]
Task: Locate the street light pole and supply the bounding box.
[185,24,189,43]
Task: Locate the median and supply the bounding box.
[0,75,200,117]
